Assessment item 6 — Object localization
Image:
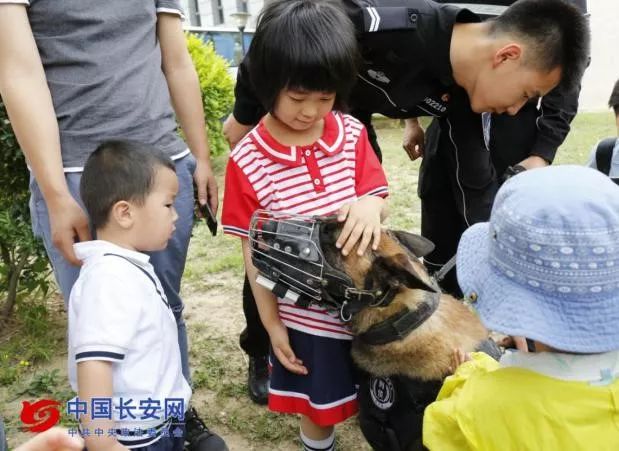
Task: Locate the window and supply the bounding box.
[236,0,248,13]
[211,0,224,25]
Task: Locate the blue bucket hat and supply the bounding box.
[457,165,619,353]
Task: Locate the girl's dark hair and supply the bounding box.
[80,140,175,229]
[609,79,619,116]
[247,0,359,112]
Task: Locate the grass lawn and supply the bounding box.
[0,111,614,450]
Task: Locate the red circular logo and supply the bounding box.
[20,400,61,432]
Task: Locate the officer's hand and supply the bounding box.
[223,114,254,149]
[516,155,548,170]
[402,118,425,160]
[269,321,308,375]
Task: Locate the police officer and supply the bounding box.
[415,0,588,296]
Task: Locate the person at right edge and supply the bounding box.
[586,78,619,183]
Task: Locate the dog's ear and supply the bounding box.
[390,230,435,258]
[374,253,438,293]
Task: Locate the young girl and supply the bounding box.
[221,1,389,449]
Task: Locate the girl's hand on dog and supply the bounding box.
[337,196,386,256]
[269,321,308,375]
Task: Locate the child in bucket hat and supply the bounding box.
[423,165,619,451]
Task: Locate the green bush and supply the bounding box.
[186,33,235,156]
[0,101,51,321]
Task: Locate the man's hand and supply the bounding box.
[268,321,308,375]
[336,196,385,256]
[516,155,549,170]
[48,195,91,266]
[402,118,425,160]
[193,157,219,215]
[223,115,254,149]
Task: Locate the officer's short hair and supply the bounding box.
[247,0,359,113]
[81,140,175,229]
[490,0,590,92]
[609,79,619,116]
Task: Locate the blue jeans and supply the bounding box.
[0,418,7,451]
[28,154,197,383]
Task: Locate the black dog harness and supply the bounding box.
[358,289,441,345]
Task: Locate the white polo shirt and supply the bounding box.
[68,240,191,446]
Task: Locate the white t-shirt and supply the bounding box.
[68,240,191,446]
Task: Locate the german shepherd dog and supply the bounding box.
[319,223,498,451]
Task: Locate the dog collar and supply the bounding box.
[337,284,400,322]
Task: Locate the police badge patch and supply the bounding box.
[369,376,396,410]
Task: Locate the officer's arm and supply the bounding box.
[518,82,580,168]
[403,118,426,160]
[224,57,266,149]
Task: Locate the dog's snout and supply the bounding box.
[319,222,342,249]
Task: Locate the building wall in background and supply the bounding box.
[181,0,264,28]
[579,0,619,111]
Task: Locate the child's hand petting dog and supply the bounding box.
[449,348,472,374]
[269,320,308,375]
[336,196,386,256]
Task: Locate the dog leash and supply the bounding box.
[432,254,457,283]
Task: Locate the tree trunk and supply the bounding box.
[2,252,28,320]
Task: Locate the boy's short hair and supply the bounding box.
[247,0,359,112]
[489,0,590,92]
[80,140,175,229]
[609,79,619,116]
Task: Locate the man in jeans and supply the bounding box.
[0,2,226,449]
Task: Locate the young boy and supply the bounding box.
[423,165,619,450]
[587,78,619,183]
[68,141,191,451]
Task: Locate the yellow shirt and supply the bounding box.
[423,351,619,451]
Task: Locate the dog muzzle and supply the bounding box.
[249,210,399,321]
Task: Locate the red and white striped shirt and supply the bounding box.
[222,111,388,340]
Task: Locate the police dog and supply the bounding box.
[320,224,490,380]
[320,224,495,451]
